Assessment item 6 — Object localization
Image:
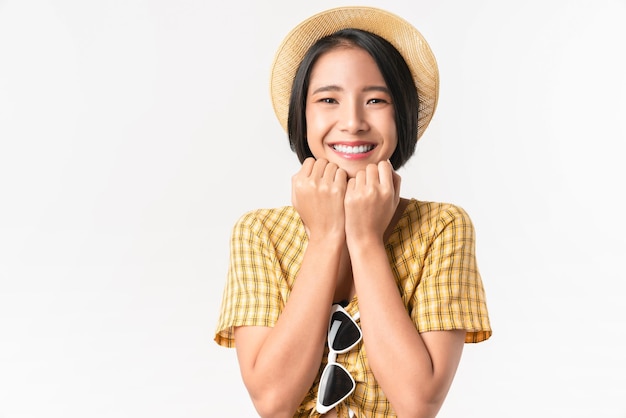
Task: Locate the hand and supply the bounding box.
[344,160,401,244]
[291,158,348,240]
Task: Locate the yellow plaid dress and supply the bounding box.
[214,199,492,417]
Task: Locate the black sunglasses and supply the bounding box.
[316,304,362,414]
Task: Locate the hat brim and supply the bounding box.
[270,6,439,141]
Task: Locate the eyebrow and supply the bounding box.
[311,85,390,95]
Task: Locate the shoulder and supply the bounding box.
[404,199,476,237]
[233,206,301,234]
[407,199,473,223]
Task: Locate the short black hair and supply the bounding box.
[287,28,419,169]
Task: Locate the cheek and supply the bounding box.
[385,116,398,153]
[305,107,321,126]
[304,116,320,154]
[386,139,398,159]
[304,109,314,135]
[305,111,327,140]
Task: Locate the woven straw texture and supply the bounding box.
[270,6,439,141]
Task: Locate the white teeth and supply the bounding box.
[333,144,374,154]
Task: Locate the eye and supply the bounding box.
[367,98,389,105]
[319,97,338,104]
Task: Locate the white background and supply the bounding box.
[1,0,625,417]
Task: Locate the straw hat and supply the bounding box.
[270,6,439,141]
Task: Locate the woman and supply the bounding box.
[215,6,491,417]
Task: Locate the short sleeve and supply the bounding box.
[412,205,492,343]
[214,211,284,347]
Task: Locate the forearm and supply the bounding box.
[349,239,447,417]
[240,235,343,416]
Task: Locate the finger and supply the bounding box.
[347,176,356,192]
[335,167,348,184]
[300,157,315,177]
[310,158,328,178]
[355,169,366,189]
[378,160,394,189]
[365,163,380,186]
[323,161,338,182]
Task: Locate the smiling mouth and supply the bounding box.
[332,144,375,154]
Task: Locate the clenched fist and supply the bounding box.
[344,160,401,245]
[292,158,348,241]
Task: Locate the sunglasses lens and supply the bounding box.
[330,311,361,352]
[319,364,355,407]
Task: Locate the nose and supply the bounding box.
[338,100,368,134]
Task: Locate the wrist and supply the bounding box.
[346,233,385,253]
[307,229,345,247]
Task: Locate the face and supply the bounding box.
[305,46,397,178]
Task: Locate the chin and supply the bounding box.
[338,159,383,178]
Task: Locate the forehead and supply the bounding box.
[309,46,385,84]
[313,45,373,66]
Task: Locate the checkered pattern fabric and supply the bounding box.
[215,199,491,417]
